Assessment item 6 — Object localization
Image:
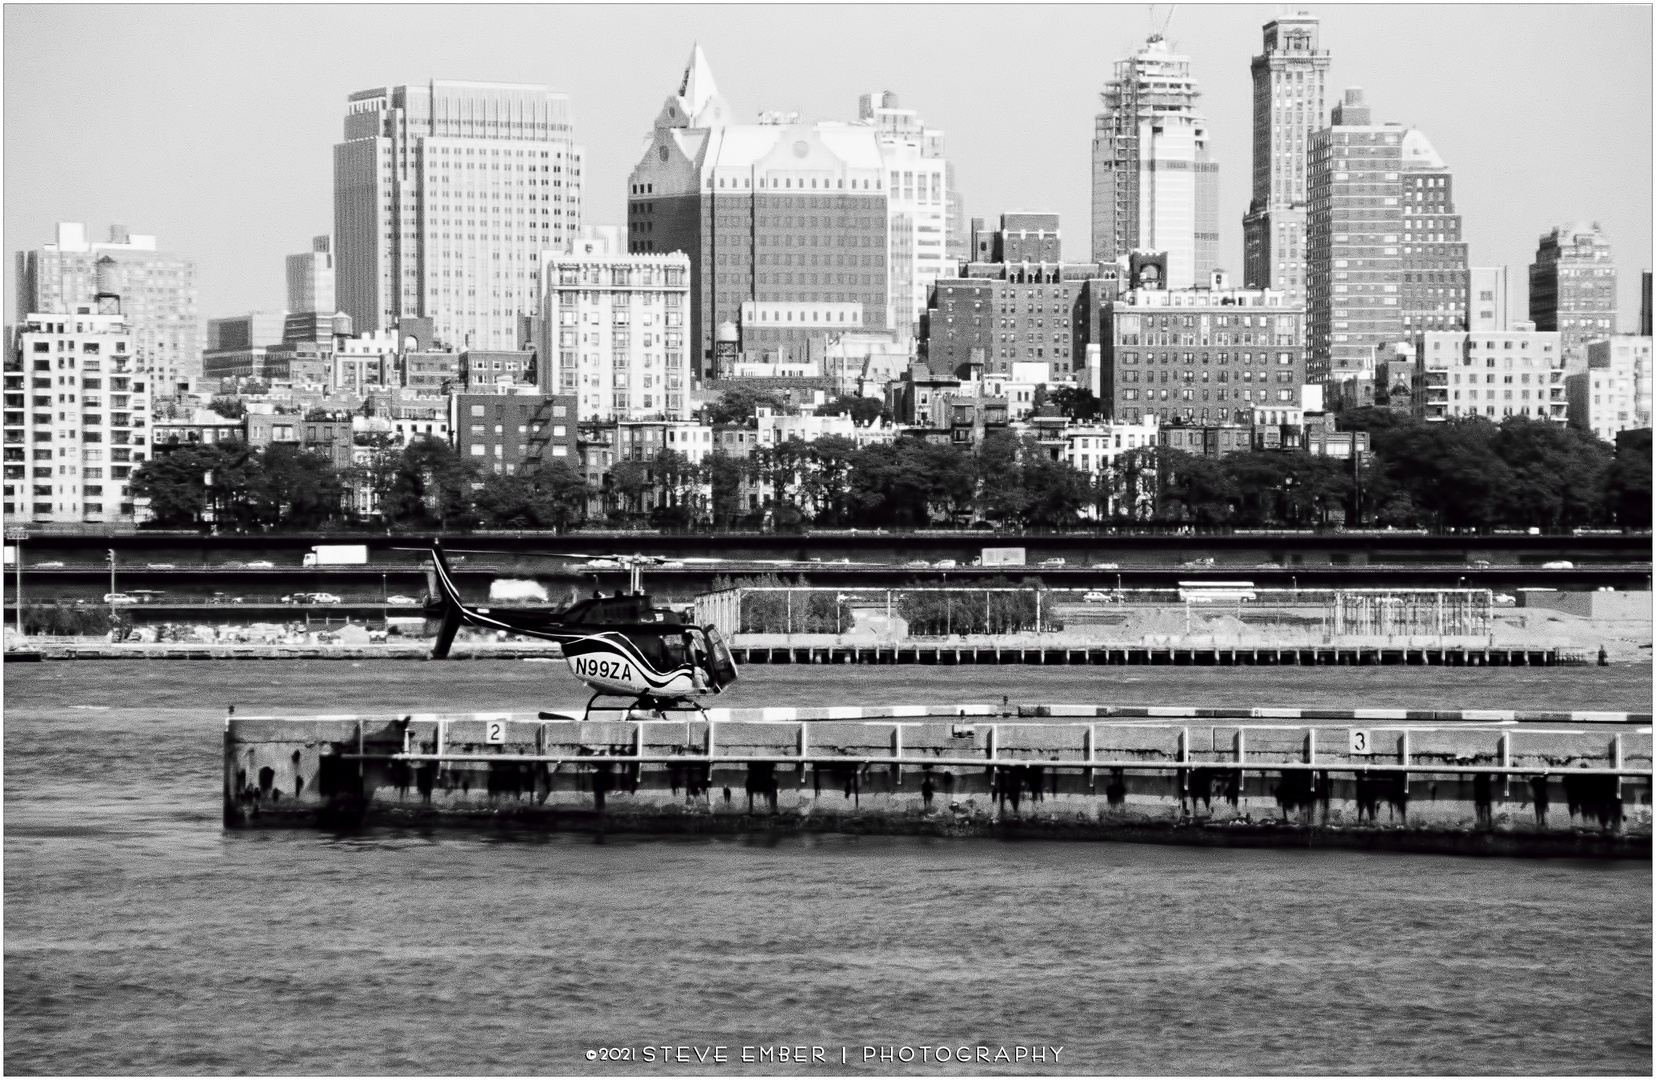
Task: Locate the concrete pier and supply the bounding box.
[224,704,1653,856]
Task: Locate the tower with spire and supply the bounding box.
[626,46,891,379]
[1090,33,1219,289]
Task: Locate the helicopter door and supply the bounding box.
[700,626,739,691]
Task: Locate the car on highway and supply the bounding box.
[1039,557,1066,567]
[245,560,275,569]
[581,558,621,570]
[208,593,246,605]
[310,592,343,605]
[904,559,930,568]
[1180,557,1216,569]
[220,560,247,569]
[33,560,64,569]
[1541,561,1574,570]
[1494,594,1517,606]
[1083,591,1113,604]
[384,595,422,606]
[104,592,139,605]
[1090,562,1119,570]
[934,559,958,569]
[147,562,177,570]
[1470,559,1492,569]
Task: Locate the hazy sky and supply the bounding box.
[5,4,1651,328]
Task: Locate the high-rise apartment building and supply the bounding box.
[1415,325,1565,423]
[1091,34,1219,289]
[1242,13,1329,308]
[1098,280,1306,426]
[1566,336,1652,440]
[287,235,335,314]
[333,80,584,350]
[924,213,1107,379]
[4,296,149,524]
[1529,222,1617,371]
[1306,88,1404,384]
[540,240,692,422]
[1470,267,1512,331]
[1398,130,1468,335]
[15,223,200,398]
[627,47,889,379]
[854,91,957,340]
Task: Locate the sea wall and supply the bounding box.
[224,706,1653,856]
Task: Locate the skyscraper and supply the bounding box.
[1398,129,1468,336]
[627,47,889,378]
[1241,13,1328,308]
[287,235,335,314]
[14,222,200,398]
[1306,88,1404,385]
[333,81,583,350]
[854,90,956,341]
[1529,222,1617,371]
[1641,270,1652,337]
[1091,34,1219,289]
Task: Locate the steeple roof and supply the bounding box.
[677,44,724,127]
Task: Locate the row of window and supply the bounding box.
[1122,388,1297,402]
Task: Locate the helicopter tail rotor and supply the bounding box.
[425,539,467,659]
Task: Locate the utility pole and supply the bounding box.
[109,548,116,616]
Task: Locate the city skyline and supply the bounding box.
[4,4,1650,329]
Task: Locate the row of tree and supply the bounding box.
[129,414,1650,533]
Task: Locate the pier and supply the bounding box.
[225,705,1653,856]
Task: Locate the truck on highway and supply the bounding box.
[303,544,369,567]
[980,547,1027,567]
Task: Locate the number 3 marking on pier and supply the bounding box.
[1349,729,1371,755]
[485,719,507,744]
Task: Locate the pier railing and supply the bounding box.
[694,587,1496,642]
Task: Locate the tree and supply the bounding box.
[535,459,591,531]
[974,429,1026,524]
[1158,450,1239,526]
[1367,418,1515,529]
[346,433,402,521]
[818,393,885,426]
[249,443,343,529]
[381,436,479,530]
[1491,417,1613,528]
[130,444,220,528]
[648,448,702,527]
[470,461,590,531]
[705,450,748,528]
[608,459,650,520]
[1605,428,1652,528]
[1046,386,1102,423]
[705,386,784,425]
[208,396,246,420]
[799,434,859,525]
[1096,446,1158,522]
[1020,452,1091,528]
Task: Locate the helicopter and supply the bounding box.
[413,539,741,719]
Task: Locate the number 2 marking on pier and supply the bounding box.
[1349,729,1372,755]
[485,719,507,744]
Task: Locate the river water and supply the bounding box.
[5,661,1651,1075]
